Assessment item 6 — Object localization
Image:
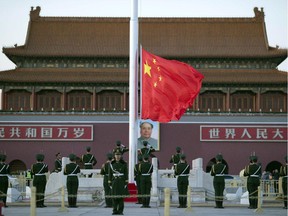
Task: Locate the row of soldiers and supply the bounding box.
[210,154,288,210]
[0,144,287,211]
[168,146,288,210]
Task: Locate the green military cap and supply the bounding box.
[251,155,258,162]
[143,154,149,160]
[114,149,122,155]
[36,154,44,161]
[69,153,76,161]
[116,140,121,146]
[176,146,181,151]
[138,155,143,161]
[2,154,7,161]
[0,154,4,161]
[180,154,186,160]
[86,146,91,151]
[215,154,223,161]
[106,153,113,160]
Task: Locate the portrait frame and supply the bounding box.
[137,119,160,151]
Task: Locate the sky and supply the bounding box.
[0,0,287,71]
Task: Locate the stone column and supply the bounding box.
[151,157,159,205]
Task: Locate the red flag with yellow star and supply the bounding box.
[141,48,204,122]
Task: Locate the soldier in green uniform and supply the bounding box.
[82,146,97,177]
[138,141,156,158]
[243,155,261,209]
[108,149,129,215]
[169,147,182,169]
[134,155,143,204]
[31,154,48,208]
[54,152,62,173]
[174,154,190,208]
[279,156,288,209]
[112,140,129,156]
[210,154,228,208]
[139,154,153,208]
[100,153,113,208]
[64,153,81,208]
[0,154,10,207]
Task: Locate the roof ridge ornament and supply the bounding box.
[253,7,264,21]
[30,6,41,21]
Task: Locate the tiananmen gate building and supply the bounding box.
[0,6,287,175]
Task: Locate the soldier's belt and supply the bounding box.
[250,175,259,177]
[113,173,124,177]
[84,163,92,165]
[215,174,224,176]
[0,174,8,176]
[35,173,45,176]
[179,174,189,176]
[68,174,78,176]
[141,174,151,176]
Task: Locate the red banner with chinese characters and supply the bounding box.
[0,124,93,141]
[200,125,287,142]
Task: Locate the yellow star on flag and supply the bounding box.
[144,60,152,77]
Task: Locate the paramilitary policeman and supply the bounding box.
[108,149,129,215]
[169,147,182,169]
[31,153,49,208]
[100,153,113,208]
[64,153,81,208]
[0,154,10,207]
[210,154,228,209]
[54,152,62,173]
[112,140,129,156]
[82,146,97,177]
[243,155,261,209]
[138,141,156,158]
[139,154,153,208]
[279,156,288,209]
[174,154,190,208]
[134,154,143,204]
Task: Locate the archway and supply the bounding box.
[206,158,229,173]
[9,159,27,175]
[265,160,282,173]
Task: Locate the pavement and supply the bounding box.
[1,202,287,216]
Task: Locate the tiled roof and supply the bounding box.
[2,7,287,60]
[0,68,286,84]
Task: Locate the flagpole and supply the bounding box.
[128,0,138,183]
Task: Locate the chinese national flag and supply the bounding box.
[141,48,204,122]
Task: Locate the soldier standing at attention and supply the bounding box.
[174,154,190,208]
[64,154,80,208]
[82,146,97,177]
[113,140,129,156]
[31,154,48,208]
[169,147,182,169]
[210,154,228,209]
[139,154,153,208]
[100,153,113,208]
[134,155,143,204]
[280,156,288,209]
[0,154,10,207]
[54,152,62,173]
[244,155,261,209]
[108,149,129,215]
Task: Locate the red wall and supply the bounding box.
[0,122,286,174]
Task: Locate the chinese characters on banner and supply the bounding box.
[0,124,93,141]
[201,125,287,142]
